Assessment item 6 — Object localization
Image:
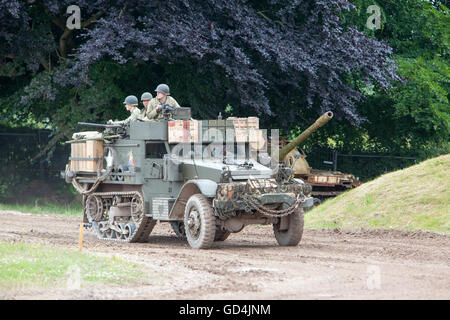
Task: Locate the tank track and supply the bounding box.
[86,190,156,243]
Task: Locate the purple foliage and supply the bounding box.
[1,0,398,123]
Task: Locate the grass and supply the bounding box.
[0,240,143,290]
[0,200,82,217]
[305,154,450,234]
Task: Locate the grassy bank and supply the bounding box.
[0,240,143,290]
[305,154,450,234]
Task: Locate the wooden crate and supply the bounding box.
[168,120,199,143]
[228,117,246,143]
[69,140,103,172]
[227,117,260,143]
[247,117,259,128]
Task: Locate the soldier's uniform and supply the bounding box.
[138,108,148,121]
[112,106,141,124]
[109,95,141,124]
[144,96,181,120]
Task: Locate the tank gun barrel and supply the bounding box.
[78,122,123,129]
[279,111,333,161]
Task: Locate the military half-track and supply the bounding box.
[62,108,313,249]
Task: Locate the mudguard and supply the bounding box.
[169,179,218,220]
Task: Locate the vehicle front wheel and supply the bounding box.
[184,194,216,249]
[273,208,304,246]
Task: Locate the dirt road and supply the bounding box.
[0,210,449,300]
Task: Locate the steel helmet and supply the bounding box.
[154,84,170,95]
[140,92,153,101]
[123,95,138,105]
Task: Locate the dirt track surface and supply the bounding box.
[1,210,449,300]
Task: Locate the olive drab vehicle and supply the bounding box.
[62,107,314,249]
[279,112,361,204]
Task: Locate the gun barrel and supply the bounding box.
[279,111,333,161]
[78,122,122,128]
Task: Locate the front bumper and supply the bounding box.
[213,193,314,213]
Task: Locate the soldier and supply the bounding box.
[107,95,141,124]
[140,92,153,120]
[145,84,181,120]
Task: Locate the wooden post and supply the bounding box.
[78,222,84,251]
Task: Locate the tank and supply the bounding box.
[61,108,314,249]
[279,112,361,203]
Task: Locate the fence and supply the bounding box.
[0,127,71,201]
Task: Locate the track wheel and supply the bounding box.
[125,222,136,239]
[98,221,108,238]
[116,223,127,240]
[105,227,116,239]
[184,194,216,249]
[273,208,304,246]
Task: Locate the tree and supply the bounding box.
[1,0,398,136]
[343,0,449,157]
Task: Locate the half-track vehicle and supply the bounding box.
[62,107,314,249]
[279,112,361,204]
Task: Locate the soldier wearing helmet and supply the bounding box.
[144,84,181,120]
[107,95,141,124]
[139,92,153,120]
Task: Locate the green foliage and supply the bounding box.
[390,56,449,141]
[347,0,449,55]
[361,1,449,159]
[224,104,234,115]
[352,55,449,157]
[296,0,450,175]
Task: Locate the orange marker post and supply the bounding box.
[78,222,84,251]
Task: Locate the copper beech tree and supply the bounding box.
[1,0,398,130]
